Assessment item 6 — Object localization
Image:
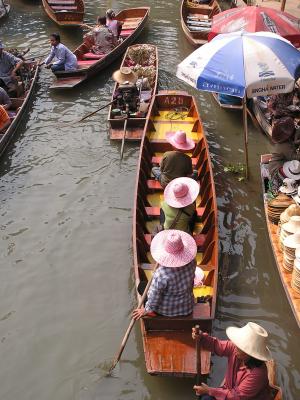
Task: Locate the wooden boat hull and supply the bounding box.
[50,7,150,89]
[0,3,10,19]
[0,60,39,157]
[108,44,158,141]
[211,92,243,110]
[260,154,300,328]
[133,90,218,377]
[180,0,221,47]
[251,97,272,138]
[41,0,84,26]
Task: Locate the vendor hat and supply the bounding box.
[271,116,295,144]
[226,322,272,361]
[112,67,138,84]
[282,215,300,234]
[279,178,298,195]
[150,229,197,268]
[166,130,195,150]
[283,160,300,180]
[164,177,199,208]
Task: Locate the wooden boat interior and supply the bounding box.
[261,154,300,328]
[0,60,39,156]
[211,92,243,110]
[181,0,221,46]
[133,91,218,376]
[43,0,84,25]
[109,44,158,141]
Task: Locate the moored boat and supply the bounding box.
[133,90,218,377]
[108,44,158,141]
[50,7,150,89]
[180,0,221,47]
[0,57,39,157]
[41,0,84,27]
[211,92,243,110]
[0,1,10,19]
[260,154,300,329]
[251,97,272,138]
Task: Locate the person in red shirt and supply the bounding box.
[192,322,273,400]
[0,104,10,133]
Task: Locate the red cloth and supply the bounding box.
[209,6,300,48]
[200,333,272,400]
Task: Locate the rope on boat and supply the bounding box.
[165,107,189,120]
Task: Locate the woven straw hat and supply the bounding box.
[164,177,199,208]
[226,322,272,361]
[283,160,300,180]
[112,67,138,84]
[283,233,300,248]
[166,130,195,150]
[150,229,197,268]
[279,178,298,195]
[282,215,300,234]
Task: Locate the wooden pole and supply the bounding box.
[195,325,202,399]
[108,263,159,374]
[242,96,249,180]
[120,117,128,159]
[280,0,287,12]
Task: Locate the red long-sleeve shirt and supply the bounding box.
[200,333,272,400]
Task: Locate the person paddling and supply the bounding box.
[152,130,196,188]
[192,322,273,399]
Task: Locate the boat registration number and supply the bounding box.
[162,96,184,106]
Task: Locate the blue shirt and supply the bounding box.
[145,260,196,317]
[0,51,21,85]
[44,43,77,71]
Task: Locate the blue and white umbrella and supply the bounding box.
[176,31,300,99]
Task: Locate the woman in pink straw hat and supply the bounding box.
[160,177,199,233]
[152,130,196,188]
[132,230,197,319]
[192,322,273,399]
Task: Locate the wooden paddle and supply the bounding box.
[120,116,128,160]
[195,325,202,399]
[108,262,159,375]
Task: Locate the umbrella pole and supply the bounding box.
[242,96,249,180]
[280,0,286,12]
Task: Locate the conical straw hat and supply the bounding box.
[226,322,272,361]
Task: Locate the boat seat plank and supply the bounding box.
[48,0,75,4]
[144,233,207,249]
[52,5,77,9]
[120,29,135,37]
[82,52,105,60]
[145,206,205,218]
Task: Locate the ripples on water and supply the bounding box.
[0,0,299,399]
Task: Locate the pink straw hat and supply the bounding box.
[150,229,197,268]
[164,177,199,208]
[165,130,195,150]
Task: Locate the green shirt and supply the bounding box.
[162,201,196,233]
[160,151,193,188]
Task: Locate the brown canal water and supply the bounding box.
[0,1,299,399]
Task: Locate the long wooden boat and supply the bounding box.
[0,2,10,19]
[251,97,272,138]
[41,0,84,27]
[108,44,158,141]
[50,7,150,89]
[0,58,39,157]
[133,90,218,377]
[180,0,221,47]
[260,154,300,329]
[267,360,283,400]
[211,92,243,111]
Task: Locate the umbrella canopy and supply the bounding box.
[176,31,300,99]
[208,6,300,48]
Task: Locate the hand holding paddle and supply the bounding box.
[108,262,159,374]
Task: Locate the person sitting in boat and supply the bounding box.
[0,87,11,110]
[82,16,117,55]
[268,116,300,195]
[0,41,23,97]
[43,34,78,73]
[112,67,140,116]
[106,9,123,39]
[159,177,199,233]
[132,230,197,319]
[152,130,196,188]
[267,91,299,121]
[192,322,273,399]
[0,104,11,133]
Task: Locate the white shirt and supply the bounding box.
[44,43,78,71]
